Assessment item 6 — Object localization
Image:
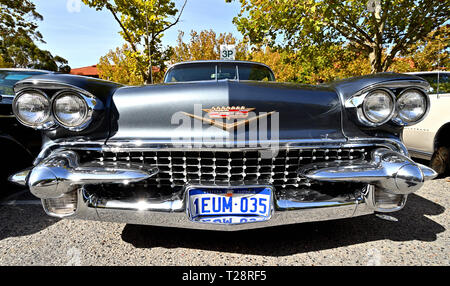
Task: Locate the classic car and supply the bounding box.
[0,68,52,193]
[402,71,450,175]
[8,60,437,231]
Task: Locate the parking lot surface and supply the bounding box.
[0,179,448,266]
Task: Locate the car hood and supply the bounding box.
[107,80,344,145]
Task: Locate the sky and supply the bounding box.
[33,0,243,68]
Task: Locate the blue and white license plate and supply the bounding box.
[187,187,272,224]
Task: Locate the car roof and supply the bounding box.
[168,60,272,70]
[0,68,53,73]
[405,71,450,75]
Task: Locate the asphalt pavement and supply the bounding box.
[0,179,448,266]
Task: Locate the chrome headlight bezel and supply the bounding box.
[12,87,101,132]
[12,89,57,130]
[347,88,396,127]
[392,88,429,126]
[52,90,96,131]
[362,89,396,125]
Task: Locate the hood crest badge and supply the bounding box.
[203,106,256,119]
[182,106,276,131]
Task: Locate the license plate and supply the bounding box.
[187,187,272,224]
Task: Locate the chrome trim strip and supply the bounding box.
[408,148,433,160]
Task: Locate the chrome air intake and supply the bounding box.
[77,147,370,190]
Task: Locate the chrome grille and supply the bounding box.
[81,147,369,189]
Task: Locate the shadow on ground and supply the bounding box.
[0,201,59,241]
[121,193,446,256]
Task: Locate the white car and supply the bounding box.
[402,71,450,175]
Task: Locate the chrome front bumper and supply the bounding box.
[70,187,376,231]
[10,146,437,231]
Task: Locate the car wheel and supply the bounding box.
[0,142,33,199]
[430,146,450,176]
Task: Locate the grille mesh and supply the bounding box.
[80,147,369,190]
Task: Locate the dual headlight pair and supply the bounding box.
[356,88,428,127]
[12,90,97,131]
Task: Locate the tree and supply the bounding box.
[97,44,145,85]
[0,54,11,68]
[311,46,371,82]
[171,29,248,62]
[391,24,449,72]
[0,0,70,71]
[169,29,370,84]
[83,0,186,84]
[170,29,303,81]
[246,46,300,82]
[227,0,449,73]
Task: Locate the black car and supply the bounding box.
[1,68,52,194]
[9,60,437,231]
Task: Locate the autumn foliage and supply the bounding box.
[93,0,448,86]
[97,25,448,85]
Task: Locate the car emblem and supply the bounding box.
[182,106,276,131]
[203,106,255,119]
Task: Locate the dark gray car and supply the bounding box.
[8,60,438,231]
[0,68,51,194]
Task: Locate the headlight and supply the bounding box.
[53,92,90,129]
[394,89,428,125]
[362,89,395,125]
[13,90,53,129]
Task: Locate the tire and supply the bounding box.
[430,146,450,176]
[0,142,33,199]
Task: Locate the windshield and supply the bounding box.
[413,73,450,94]
[415,73,439,94]
[0,70,47,96]
[164,62,275,83]
[438,73,449,94]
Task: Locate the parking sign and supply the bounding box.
[220,45,236,60]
